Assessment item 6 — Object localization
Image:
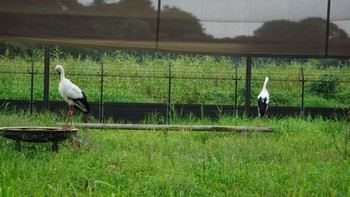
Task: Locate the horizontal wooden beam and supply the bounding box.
[58,123,274,132]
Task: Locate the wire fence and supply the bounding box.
[1,60,350,105]
[0,56,349,121]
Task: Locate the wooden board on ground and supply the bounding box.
[57,123,274,132]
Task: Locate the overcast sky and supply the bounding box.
[78,0,350,38]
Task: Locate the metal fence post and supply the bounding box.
[234,62,238,116]
[99,61,104,122]
[43,45,50,111]
[325,0,331,56]
[245,57,252,116]
[167,62,171,124]
[29,60,34,114]
[155,0,162,49]
[301,66,305,117]
[301,66,305,109]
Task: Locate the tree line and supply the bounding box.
[1,0,349,57]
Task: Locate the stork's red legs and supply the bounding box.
[257,113,267,127]
[65,106,74,130]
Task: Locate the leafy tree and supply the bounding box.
[118,19,154,40]
[159,6,210,41]
[254,20,297,42]
[0,42,40,58]
[252,17,348,45]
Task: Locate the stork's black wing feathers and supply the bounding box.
[70,92,90,113]
[258,97,268,117]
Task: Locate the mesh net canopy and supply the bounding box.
[0,0,349,57]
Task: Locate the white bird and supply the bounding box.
[257,77,269,119]
[55,65,89,130]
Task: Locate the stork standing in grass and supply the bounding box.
[55,65,89,130]
[257,77,269,124]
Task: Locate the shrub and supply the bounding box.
[308,73,339,99]
[270,92,291,106]
[310,59,340,69]
[199,90,233,104]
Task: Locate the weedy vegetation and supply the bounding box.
[0,110,350,196]
[0,47,350,196]
[0,48,349,107]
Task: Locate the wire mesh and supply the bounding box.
[1,0,349,57]
[0,54,349,110]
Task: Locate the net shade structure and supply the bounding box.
[0,0,350,57]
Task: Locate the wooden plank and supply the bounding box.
[57,123,274,132]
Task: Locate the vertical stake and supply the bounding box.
[30,60,34,114]
[167,62,171,124]
[99,61,104,123]
[15,140,21,152]
[325,0,331,56]
[43,45,50,111]
[155,0,162,49]
[52,142,59,152]
[301,66,305,116]
[245,57,252,117]
[234,62,238,116]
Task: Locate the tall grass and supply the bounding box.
[0,110,350,196]
[0,49,349,107]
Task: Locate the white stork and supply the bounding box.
[257,77,269,120]
[55,65,89,130]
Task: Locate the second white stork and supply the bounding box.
[55,65,90,130]
[257,76,269,119]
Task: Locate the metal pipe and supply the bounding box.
[30,60,34,114]
[325,0,331,56]
[167,62,171,124]
[234,62,238,115]
[155,0,162,49]
[245,57,252,116]
[43,45,50,111]
[99,61,104,122]
[301,66,305,111]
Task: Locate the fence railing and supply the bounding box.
[0,55,349,122]
[0,100,348,123]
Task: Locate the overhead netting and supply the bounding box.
[0,0,349,57]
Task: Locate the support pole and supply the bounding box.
[245,57,252,116]
[155,0,162,49]
[234,62,238,116]
[301,66,305,117]
[166,62,172,124]
[43,45,50,111]
[15,140,21,152]
[52,142,59,152]
[325,0,331,56]
[30,60,34,114]
[99,61,104,122]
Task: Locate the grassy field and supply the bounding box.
[1,110,350,196]
[0,49,349,108]
[1,49,350,195]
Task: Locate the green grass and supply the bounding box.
[1,111,350,196]
[0,51,349,107]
